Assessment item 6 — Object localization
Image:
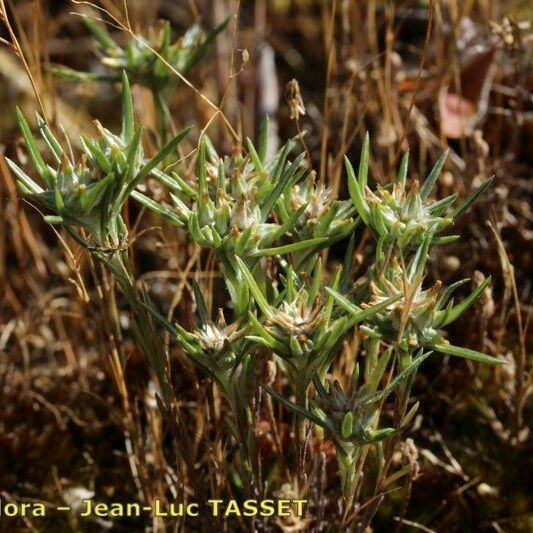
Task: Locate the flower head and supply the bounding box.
[345,135,493,249]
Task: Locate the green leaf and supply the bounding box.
[235,226,253,255]
[125,127,143,177]
[132,126,192,189]
[435,278,469,311]
[432,343,505,365]
[15,107,51,186]
[191,279,208,326]
[262,385,327,429]
[217,160,226,192]
[180,16,230,73]
[246,137,265,175]
[130,190,183,227]
[49,65,117,82]
[420,149,448,200]
[358,132,370,190]
[383,465,412,488]
[341,233,356,288]
[325,287,402,324]
[81,137,111,173]
[314,202,339,237]
[160,20,171,57]
[251,237,327,257]
[408,233,431,279]
[197,136,208,193]
[152,168,197,198]
[400,401,420,428]
[435,276,491,327]
[359,352,431,407]
[260,151,304,221]
[308,257,323,305]
[54,187,65,212]
[341,412,354,438]
[427,193,457,216]
[261,204,307,248]
[6,158,43,194]
[345,156,369,224]
[450,176,494,219]
[234,256,272,317]
[83,17,120,51]
[79,174,114,214]
[36,114,63,163]
[397,150,409,187]
[358,427,396,444]
[187,212,209,246]
[368,347,392,391]
[324,266,343,323]
[247,312,287,354]
[43,215,64,224]
[432,235,460,245]
[121,71,135,142]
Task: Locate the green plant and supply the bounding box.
[11,57,503,529]
[132,118,502,507]
[7,72,190,401]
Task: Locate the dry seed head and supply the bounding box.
[193,321,242,352]
[260,358,277,385]
[286,79,306,120]
[268,295,323,337]
[402,438,420,480]
[473,270,495,320]
[217,308,227,328]
[93,119,105,137]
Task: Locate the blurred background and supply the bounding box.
[0,0,531,531]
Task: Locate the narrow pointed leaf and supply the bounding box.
[36,114,63,163]
[260,152,305,221]
[126,127,143,176]
[191,279,208,326]
[262,204,307,248]
[6,159,43,194]
[428,193,457,215]
[121,71,134,141]
[247,312,287,354]
[258,115,269,162]
[450,176,494,219]
[83,17,120,51]
[358,132,370,189]
[251,237,327,257]
[133,126,192,186]
[432,343,504,365]
[80,174,114,213]
[246,137,265,175]
[325,287,402,324]
[359,352,431,407]
[131,190,183,227]
[420,149,448,200]
[345,156,369,224]
[436,276,491,327]
[152,168,197,197]
[234,256,272,317]
[262,385,327,428]
[15,107,51,185]
[397,150,409,187]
